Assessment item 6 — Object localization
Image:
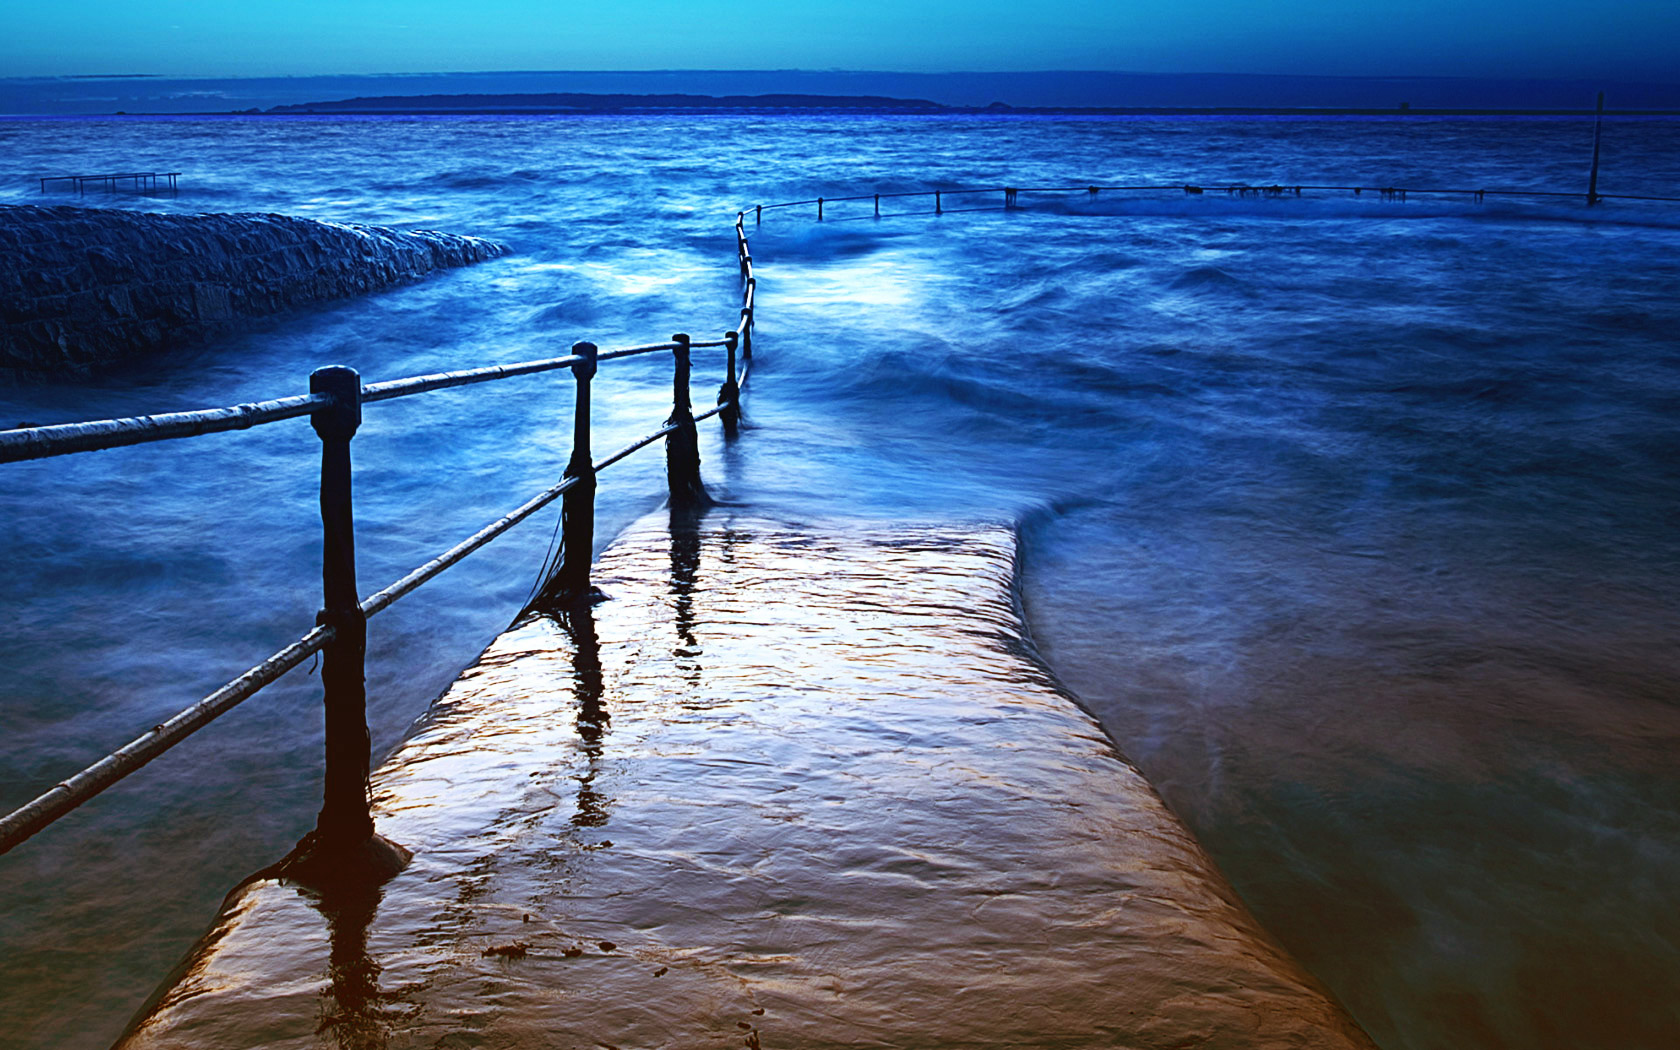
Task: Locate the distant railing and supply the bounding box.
[39,172,181,196]
[750,178,1680,226]
[0,214,758,878]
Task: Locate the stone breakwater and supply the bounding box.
[0,204,508,379]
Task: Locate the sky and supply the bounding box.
[3,0,1678,82]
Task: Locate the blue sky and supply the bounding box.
[3,0,1677,81]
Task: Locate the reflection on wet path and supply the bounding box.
[118,513,1374,1049]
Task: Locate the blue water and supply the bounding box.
[2,114,1679,1050]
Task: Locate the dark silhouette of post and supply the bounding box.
[666,333,705,508]
[743,280,755,360]
[310,366,374,849]
[556,342,598,598]
[818,196,824,221]
[1588,91,1605,205]
[719,330,741,437]
[874,193,880,217]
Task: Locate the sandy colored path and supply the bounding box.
[119,513,1374,1050]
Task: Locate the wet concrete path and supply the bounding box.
[119,512,1374,1049]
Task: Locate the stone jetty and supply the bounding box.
[117,513,1376,1049]
[0,205,508,379]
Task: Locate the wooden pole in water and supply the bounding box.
[1588,91,1605,206]
[666,333,705,508]
[309,365,374,849]
[556,342,597,597]
[818,197,824,221]
[719,330,741,437]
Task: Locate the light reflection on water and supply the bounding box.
[0,113,1678,1050]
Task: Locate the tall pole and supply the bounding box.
[666,333,706,509]
[719,331,741,438]
[1588,91,1605,206]
[555,342,597,599]
[309,365,374,849]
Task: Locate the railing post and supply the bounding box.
[818,196,824,221]
[719,331,741,438]
[666,333,706,508]
[935,191,942,215]
[309,366,373,848]
[875,193,880,217]
[556,342,598,598]
[743,277,756,360]
[1588,90,1605,205]
[755,203,761,225]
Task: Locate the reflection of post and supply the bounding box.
[556,601,610,829]
[310,882,394,1050]
[668,512,703,684]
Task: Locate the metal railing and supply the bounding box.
[38,172,182,196]
[748,178,1680,227]
[0,214,758,876]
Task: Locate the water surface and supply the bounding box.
[1,113,1678,1050]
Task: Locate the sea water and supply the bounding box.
[0,113,1677,1050]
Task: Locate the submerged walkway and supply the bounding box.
[119,512,1373,1049]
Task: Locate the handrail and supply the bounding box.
[0,339,731,465]
[0,211,761,861]
[0,392,331,463]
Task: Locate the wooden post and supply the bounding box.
[555,342,597,598]
[743,278,755,360]
[935,191,942,214]
[755,204,761,224]
[818,197,824,221]
[719,331,741,438]
[875,194,880,217]
[666,334,705,508]
[1588,91,1605,205]
[309,365,373,849]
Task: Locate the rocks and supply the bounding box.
[0,204,510,380]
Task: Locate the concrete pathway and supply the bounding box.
[119,512,1375,1050]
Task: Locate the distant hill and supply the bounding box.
[5,70,1680,116]
[257,90,1679,118]
[265,92,947,114]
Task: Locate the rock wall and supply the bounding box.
[0,204,509,379]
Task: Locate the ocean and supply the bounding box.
[1,112,1678,1049]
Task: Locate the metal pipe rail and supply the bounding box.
[0,340,716,465]
[39,172,182,195]
[0,215,760,862]
[748,178,1680,224]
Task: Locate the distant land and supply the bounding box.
[5,70,1680,116]
[262,92,949,115]
[252,91,1679,118]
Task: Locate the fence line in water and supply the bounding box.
[0,214,758,880]
[750,175,1680,226]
